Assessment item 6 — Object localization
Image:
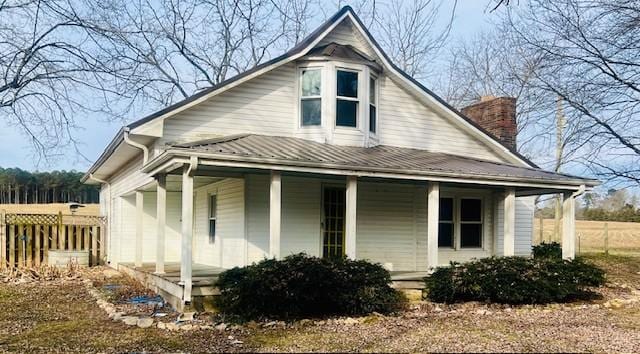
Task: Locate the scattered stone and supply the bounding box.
[199,325,213,330]
[157,322,167,329]
[122,316,138,326]
[215,323,228,331]
[112,312,124,321]
[340,317,359,325]
[165,322,180,331]
[609,299,624,309]
[137,317,154,328]
[177,312,196,322]
[246,321,259,329]
[263,321,277,327]
[180,324,194,331]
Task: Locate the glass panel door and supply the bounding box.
[322,186,346,258]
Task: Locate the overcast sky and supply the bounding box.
[0,1,494,172]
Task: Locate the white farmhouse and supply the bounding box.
[83,6,598,309]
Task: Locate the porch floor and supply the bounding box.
[119,262,225,287]
[119,262,427,293]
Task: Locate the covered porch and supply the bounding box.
[122,135,596,308]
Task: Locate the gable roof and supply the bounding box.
[84,6,537,183]
[154,134,597,188]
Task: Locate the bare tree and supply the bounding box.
[322,0,458,82]
[64,0,316,107]
[0,0,118,162]
[501,0,640,188]
[2,0,459,164]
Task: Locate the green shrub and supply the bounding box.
[424,256,605,304]
[532,242,562,259]
[215,253,404,321]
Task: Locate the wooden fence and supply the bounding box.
[0,211,107,268]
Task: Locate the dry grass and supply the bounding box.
[534,219,640,255]
[0,255,638,353]
[0,203,100,216]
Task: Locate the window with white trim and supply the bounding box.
[460,198,483,248]
[300,69,322,126]
[208,194,217,243]
[369,76,377,133]
[438,197,483,249]
[336,69,359,127]
[438,198,454,248]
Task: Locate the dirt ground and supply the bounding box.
[0,254,638,353]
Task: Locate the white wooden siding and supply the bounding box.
[161,64,297,144]
[318,18,379,61]
[356,182,424,271]
[246,175,323,264]
[194,178,245,268]
[246,174,270,264]
[378,76,506,162]
[495,196,534,256]
[281,177,322,257]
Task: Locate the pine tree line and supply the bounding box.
[0,168,99,204]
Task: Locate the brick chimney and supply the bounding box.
[461,96,517,150]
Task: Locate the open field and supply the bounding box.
[0,204,100,216]
[0,254,638,353]
[534,219,640,256]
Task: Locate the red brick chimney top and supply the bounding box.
[461,96,517,150]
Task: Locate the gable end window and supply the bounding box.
[300,69,322,126]
[437,196,483,249]
[369,76,377,133]
[208,194,217,243]
[336,70,359,127]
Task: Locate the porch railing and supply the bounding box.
[0,211,107,268]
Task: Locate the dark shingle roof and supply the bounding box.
[171,135,598,186]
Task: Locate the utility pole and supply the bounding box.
[554,95,566,243]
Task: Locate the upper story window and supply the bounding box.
[369,76,377,134]
[300,69,322,126]
[336,70,359,127]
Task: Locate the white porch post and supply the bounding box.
[180,164,194,302]
[503,187,516,256]
[269,171,281,259]
[427,182,439,269]
[135,191,144,267]
[345,176,357,259]
[155,174,166,274]
[562,192,576,260]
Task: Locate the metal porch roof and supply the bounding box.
[169,135,598,187]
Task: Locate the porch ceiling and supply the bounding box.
[143,134,599,192]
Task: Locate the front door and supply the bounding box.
[322,186,346,258]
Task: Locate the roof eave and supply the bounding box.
[142,149,599,190]
[81,127,125,184]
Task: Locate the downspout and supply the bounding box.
[572,184,586,198]
[88,173,112,266]
[123,128,149,164]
